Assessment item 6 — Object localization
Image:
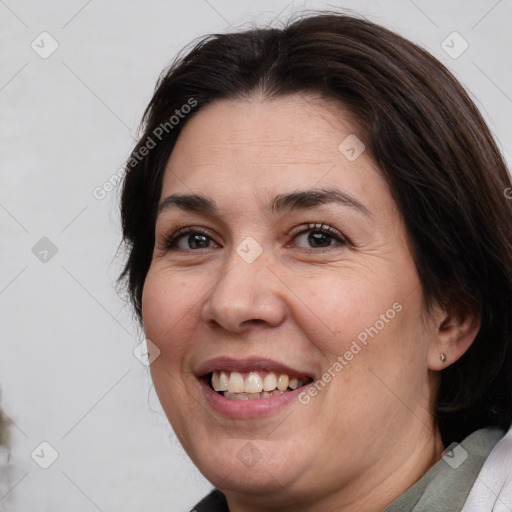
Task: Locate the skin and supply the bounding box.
[141,94,479,512]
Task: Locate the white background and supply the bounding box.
[1,0,511,510]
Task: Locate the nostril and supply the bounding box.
[243,319,266,326]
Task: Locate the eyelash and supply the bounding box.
[162,222,349,252]
[163,226,213,251]
[288,223,349,251]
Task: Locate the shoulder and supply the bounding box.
[462,426,512,511]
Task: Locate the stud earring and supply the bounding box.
[440,353,447,363]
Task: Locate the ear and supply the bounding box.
[427,306,481,371]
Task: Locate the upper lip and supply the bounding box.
[195,357,315,379]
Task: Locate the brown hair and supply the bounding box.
[117,12,512,446]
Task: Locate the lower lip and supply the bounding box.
[200,378,308,419]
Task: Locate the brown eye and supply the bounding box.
[307,232,333,248]
[180,233,212,249]
[292,223,347,250]
[164,228,219,250]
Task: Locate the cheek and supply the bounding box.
[141,269,201,363]
[141,270,206,437]
[287,270,400,349]
[290,266,428,380]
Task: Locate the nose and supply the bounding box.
[201,249,287,333]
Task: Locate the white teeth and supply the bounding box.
[288,377,299,390]
[244,372,263,393]
[224,392,248,400]
[228,372,245,393]
[262,372,277,391]
[219,371,229,390]
[210,370,311,399]
[277,374,289,391]
[211,371,229,391]
[223,389,288,400]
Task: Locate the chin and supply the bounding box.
[192,438,306,495]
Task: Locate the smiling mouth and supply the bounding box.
[207,370,314,400]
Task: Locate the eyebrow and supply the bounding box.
[157,188,370,217]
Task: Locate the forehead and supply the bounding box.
[161,95,388,208]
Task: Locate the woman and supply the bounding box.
[118,12,512,511]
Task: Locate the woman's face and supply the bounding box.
[142,95,442,510]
